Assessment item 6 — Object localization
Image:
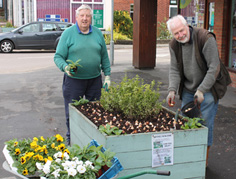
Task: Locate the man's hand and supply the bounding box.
[194,90,204,104]
[166,91,176,107]
[64,65,72,77]
[103,76,111,91]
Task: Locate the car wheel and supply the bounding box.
[0,40,14,53]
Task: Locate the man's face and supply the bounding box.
[76,9,92,31]
[171,19,190,43]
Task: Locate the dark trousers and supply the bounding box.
[62,74,102,142]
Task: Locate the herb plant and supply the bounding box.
[100,75,164,119]
[181,117,205,130]
[71,98,89,106]
[66,59,82,71]
[99,124,123,136]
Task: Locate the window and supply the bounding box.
[170,0,177,5]
[42,23,57,32]
[58,23,72,31]
[0,0,2,8]
[180,0,206,28]
[169,5,178,18]
[130,4,134,20]
[21,24,40,33]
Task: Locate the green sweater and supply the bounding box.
[54,24,111,79]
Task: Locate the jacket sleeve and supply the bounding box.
[168,47,181,93]
[197,37,220,93]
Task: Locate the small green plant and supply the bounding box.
[5,22,14,28]
[157,18,172,40]
[99,124,123,136]
[100,75,164,119]
[71,98,89,106]
[114,10,133,39]
[104,28,131,45]
[181,117,205,130]
[96,149,116,168]
[66,59,82,72]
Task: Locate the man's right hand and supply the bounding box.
[166,91,176,107]
[64,65,72,77]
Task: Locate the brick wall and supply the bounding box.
[157,0,169,34]
[229,71,236,88]
[114,0,134,11]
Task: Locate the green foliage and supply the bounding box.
[71,98,89,106]
[66,59,82,69]
[114,10,133,39]
[100,75,164,120]
[104,29,131,45]
[157,18,172,40]
[181,117,205,130]
[99,124,123,136]
[96,149,115,168]
[5,22,14,27]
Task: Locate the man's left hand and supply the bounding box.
[194,90,204,104]
[103,76,111,90]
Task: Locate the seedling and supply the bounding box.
[99,124,123,136]
[71,98,89,106]
[181,117,205,130]
[66,59,82,74]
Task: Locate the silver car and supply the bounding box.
[0,21,73,53]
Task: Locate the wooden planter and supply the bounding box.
[69,104,208,179]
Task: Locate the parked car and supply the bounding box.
[0,21,73,53]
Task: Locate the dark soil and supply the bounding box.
[75,102,186,134]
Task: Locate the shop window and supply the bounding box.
[180,0,205,28]
[130,4,134,20]
[208,2,214,32]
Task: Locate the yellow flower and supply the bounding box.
[15,148,21,155]
[58,144,65,151]
[22,168,28,175]
[21,156,26,164]
[30,141,38,149]
[40,136,45,141]
[51,143,55,148]
[33,137,38,141]
[55,134,63,142]
[44,156,53,163]
[64,148,70,155]
[25,152,34,159]
[14,141,18,147]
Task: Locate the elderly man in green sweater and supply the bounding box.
[54,4,111,145]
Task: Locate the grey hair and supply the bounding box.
[76,4,93,16]
[166,15,188,34]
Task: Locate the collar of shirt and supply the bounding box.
[76,22,92,34]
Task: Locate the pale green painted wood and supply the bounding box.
[69,104,208,179]
[117,161,205,179]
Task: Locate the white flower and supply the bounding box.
[36,162,43,170]
[77,165,86,174]
[52,169,61,178]
[67,167,77,176]
[84,160,93,167]
[42,160,52,174]
[54,151,62,159]
[63,152,70,160]
[62,161,73,170]
[76,160,83,166]
[43,164,50,174]
[55,158,61,163]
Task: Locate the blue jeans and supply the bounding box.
[181,89,219,146]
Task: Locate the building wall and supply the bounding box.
[157,0,169,36]
[114,0,134,11]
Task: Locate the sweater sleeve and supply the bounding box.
[54,29,70,72]
[98,30,111,76]
[197,37,220,93]
[168,47,181,93]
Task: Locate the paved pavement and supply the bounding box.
[0,44,235,178]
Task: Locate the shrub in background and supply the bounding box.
[157,18,172,40]
[114,10,133,39]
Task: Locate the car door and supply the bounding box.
[15,23,42,48]
[41,23,62,48]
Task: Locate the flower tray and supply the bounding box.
[89,139,124,179]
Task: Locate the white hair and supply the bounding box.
[166,15,188,34]
[76,4,93,16]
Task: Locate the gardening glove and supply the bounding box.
[64,65,72,77]
[103,76,111,91]
[194,90,204,104]
[166,91,176,107]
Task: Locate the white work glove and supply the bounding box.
[103,76,111,90]
[64,65,72,77]
[166,91,176,107]
[194,90,204,104]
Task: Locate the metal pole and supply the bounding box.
[110,0,114,65]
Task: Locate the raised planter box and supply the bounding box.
[69,104,208,179]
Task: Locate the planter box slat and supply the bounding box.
[69,104,208,179]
